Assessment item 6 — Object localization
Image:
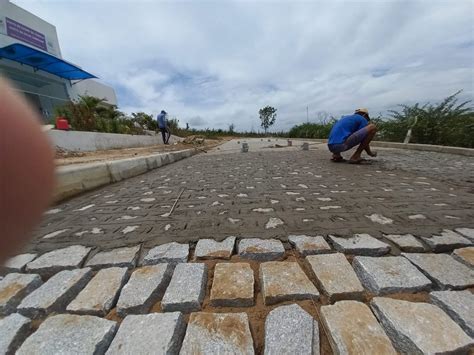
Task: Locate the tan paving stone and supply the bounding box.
[371,297,473,354]
[260,261,319,305]
[210,263,254,307]
[306,253,364,302]
[452,246,474,267]
[321,300,397,355]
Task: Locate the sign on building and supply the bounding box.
[5,17,47,51]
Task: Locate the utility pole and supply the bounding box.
[306,106,309,123]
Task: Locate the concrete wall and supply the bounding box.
[48,130,182,151]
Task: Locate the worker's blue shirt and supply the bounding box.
[328,114,368,145]
[157,113,166,128]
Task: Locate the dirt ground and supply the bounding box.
[54,137,229,166]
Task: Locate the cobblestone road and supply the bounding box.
[1,139,473,354]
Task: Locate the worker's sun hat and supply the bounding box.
[355,108,370,119]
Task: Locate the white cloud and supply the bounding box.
[13,0,474,131]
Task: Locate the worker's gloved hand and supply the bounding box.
[0,78,55,263]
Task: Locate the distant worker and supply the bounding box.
[157,110,171,144]
[327,108,378,164]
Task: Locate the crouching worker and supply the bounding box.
[327,108,378,164]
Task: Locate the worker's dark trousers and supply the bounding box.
[160,128,170,144]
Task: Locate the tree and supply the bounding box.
[228,123,235,134]
[131,112,156,131]
[259,106,277,134]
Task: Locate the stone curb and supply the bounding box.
[54,149,197,202]
[305,139,474,157]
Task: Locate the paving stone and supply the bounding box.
[195,236,236,259]
[455,227,474,241]
[329,234,390,256]
[143,242,189,265]
[67,267,128,316]
[352,256,432,295]
[17,268,93,318]
[421,229,472,252]
[116,264,172,317]
[162,263,207,312]
[238,238,285,261]
[371,297,474,354]
[25,245,91,277]
[264,304,319,355]
[288,235,331,256]
[260,261,319,305]
[105,312,186,355]
[180,312,254,354]
[383,234,425,252]
[16,314,117,355]
[403,253,474,289]
[0,273,42,315]
[306,253,364,301]
[86,245,140,269]
[321,300,396,355]
[430,290,474,337]
[452,246,474,267]
[210,263,254,307]
[3,253,38,273]
[0,313,30,354]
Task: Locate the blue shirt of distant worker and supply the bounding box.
[157,110,171,144]
[327,108,378,164]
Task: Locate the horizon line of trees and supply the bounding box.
[53,91,473,148]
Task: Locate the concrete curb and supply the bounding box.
[298,139,474,157]
[54,149,196,202]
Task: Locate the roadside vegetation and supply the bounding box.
[289,91,473,148]
[54,92,473,148]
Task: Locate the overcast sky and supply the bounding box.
[14,0,474,131]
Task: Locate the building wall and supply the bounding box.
[0,0,119,121]
[0,0,62,56]
[69,79,118,106]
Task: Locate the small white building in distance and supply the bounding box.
[0,0,117,122]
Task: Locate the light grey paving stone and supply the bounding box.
[25,245,91,278]
[260,261,319,305]
[17,268,93,318]
[143,242,189,265]
[306,253,364,302]
[452,246,474,268]
[3,253,37,273]
[210,263,254,307]
[430,290,474,337]
[264,304,319,355]
[105,312,186,355]
[403,253,474,289]
[371,297,474,354]
[238,238,285,261]
[67,267,128,316]
[288,235,331,256]
[352,256,432,295]
[329,234,390,256]
[421,229,472,252]
[180,312,254,355]
[116,264,172,317]
[162,263,207,313]
[0,273,42,315]
[16,314,117,355]
[0,313,30,355]
[383,234,425,252]
[195,236,236,259]
[455,227,474,241]
[86,245,140,269]
[321,301,397,355]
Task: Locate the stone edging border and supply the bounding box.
[302,139,474,157]
[54,149,197,202]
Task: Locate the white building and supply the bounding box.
[0,0,117,122]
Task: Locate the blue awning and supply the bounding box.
[0,43,97,80]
